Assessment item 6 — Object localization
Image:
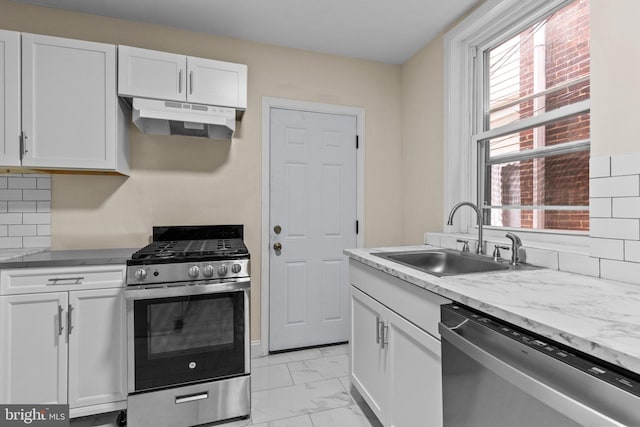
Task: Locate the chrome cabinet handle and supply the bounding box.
[48,277,84,284]
[175,392,208,404]
[375,317,382,344]
[189,71,194,95]
[178,69,183,93]
[67,304,73,335]
[57,305,64,336]
[381,323,390,348]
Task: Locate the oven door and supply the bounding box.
[126,278,250,393]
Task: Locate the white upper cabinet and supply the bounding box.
[118,45,186,102]
[118,45,247,109]
[21,34,129,174]
[0,30,20,167]
[186,56,247,108]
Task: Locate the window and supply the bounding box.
[445,0,591,239]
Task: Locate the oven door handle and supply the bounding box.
[175,392,209,404]
[125,277,250,299]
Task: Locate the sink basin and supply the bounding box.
[373,248,522,277]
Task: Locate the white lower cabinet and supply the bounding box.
[0,265,127,418]
[0,292,68,405]
[349,260,449,427]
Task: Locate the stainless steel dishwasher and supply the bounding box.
[439,304,640,427]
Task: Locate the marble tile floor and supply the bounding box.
[244,343,381,427]
[70,343,381,427]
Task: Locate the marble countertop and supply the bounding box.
[0,248,138,269]
[345,245,640,375]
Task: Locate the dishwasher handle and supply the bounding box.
[439,322,626,427]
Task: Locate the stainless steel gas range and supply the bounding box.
[124,225,250,427]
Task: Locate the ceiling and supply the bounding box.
[9,0,480,64]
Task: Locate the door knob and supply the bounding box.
[273,242,282,251]
[274,225,282,234]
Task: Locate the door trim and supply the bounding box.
[260,96,365,357]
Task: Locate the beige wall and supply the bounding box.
[0,0,404,340]
[400,35,445,243]
[590,0,640,157]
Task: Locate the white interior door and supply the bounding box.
[269,107,357,351]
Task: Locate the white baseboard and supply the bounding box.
[251,340,263,358]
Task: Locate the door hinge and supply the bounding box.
[356,135,359,149]
[356,220,359,235]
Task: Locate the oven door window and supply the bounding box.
[133,291,246,392]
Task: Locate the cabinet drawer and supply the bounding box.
[1,265,125,295]
[349,260,450,338]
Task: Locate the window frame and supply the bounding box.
[444,0,590,246]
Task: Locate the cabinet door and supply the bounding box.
[187,56,247,108]
[0,29,20,167]
[68,288,126,410]
[21,34,117,169]
[118,45,186,102]
[0,292,68,405]
[386,310,442,427]
[350,286,387,421]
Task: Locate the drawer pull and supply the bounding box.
[175,392,209,404]
[48,277,85,284]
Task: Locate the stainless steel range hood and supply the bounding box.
[131,98,236,139]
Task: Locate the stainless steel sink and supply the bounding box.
[373,248,533,277]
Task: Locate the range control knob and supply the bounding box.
[202,265,215,277]
[188,265,200,279]
[134,268,147,281]
[231,263,242,274]
[218,264,228,276]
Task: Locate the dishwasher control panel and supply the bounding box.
[445,304,640,398]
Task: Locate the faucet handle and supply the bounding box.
[456,239,470,253]
[492,245,510,262]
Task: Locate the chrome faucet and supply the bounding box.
[446,202,485,255]
[505,232,522,265]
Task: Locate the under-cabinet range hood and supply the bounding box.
[131,98,236,139]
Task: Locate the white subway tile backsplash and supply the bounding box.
[36,177,51,190]
[0,237,24,249]
[558,252,600,277]
[8,201,36,213]
[0,190,23,201]
[625,240,640,263]
[0,213,23,225]
[589,176,640,198]
[23,236,50,248]
[8,177,37,189]
[37,201,51,212]
[23,213,51,225]
[425,233,441,247]
[590,156,611,178]
[8,225,37,237]
[590,238,625,260]
[611,153,640,176]
[23,189,51,201]
[0,174,51,249]
[612,197,640,219]
[600,259,640,285]
[589,198,612,218]
[590,218,640,240]
[524,248,559,270]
